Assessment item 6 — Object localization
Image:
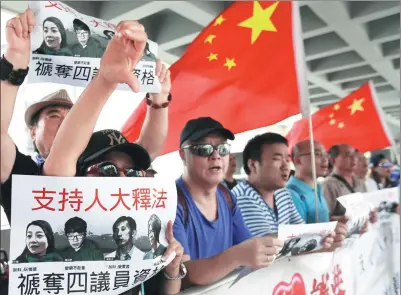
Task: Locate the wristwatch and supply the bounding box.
[163,262,187,280]
[145,92,172,109]
[0,55,29,86]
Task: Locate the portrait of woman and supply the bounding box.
[14,220,63,263]
[141,42,157,62]
[143,214,167,260]
[32,17,73,56]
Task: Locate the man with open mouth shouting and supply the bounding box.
[173,117,284,288]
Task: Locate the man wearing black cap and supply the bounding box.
[173,117,284,286]
[71,19,105,58]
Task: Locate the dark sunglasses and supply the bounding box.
[182,143,231,157]
[85,162,146,177]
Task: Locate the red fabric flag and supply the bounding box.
[122,1,308,154]
[286,82,394,153]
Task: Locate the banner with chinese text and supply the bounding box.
[28,1,160,93]
[180,188,400,295]
[9,175,177,294]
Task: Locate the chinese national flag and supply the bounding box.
[122,1,308,154]
[286,82,394,153]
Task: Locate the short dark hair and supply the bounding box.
[148,214,162,243]
[113,216,136,233]
[64,217,87,235]
[242,132,288,174]
[328,144,341,159]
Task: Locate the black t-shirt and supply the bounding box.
[1,146,39,224]
[224,179,238,190]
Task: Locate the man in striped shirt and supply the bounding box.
[232,133,305,237]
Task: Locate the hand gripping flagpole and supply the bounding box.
[292,1,319,223]
[308,117,320,223]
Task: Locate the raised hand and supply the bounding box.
[98,20,147,92]
[5,8,35,69]
[162,221,184,278]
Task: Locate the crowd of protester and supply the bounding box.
[1,8,399,295]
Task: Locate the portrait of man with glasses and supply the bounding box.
[60,217,104,261]
[70,18,105,58]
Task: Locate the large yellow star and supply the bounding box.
[224,58,236,70]
[207,53,218,61]
[348,98,365,115]
[204,34,216,44]
[214,15,225,26]
[238,1,279,44]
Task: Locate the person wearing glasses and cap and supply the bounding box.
[366,154,394,192]
[42,19,185,295]
[71,18,105,58]
[173,117,284,287]
[61,217,103,262]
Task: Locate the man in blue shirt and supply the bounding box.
[287,140,330,223]
[173,117,284,286]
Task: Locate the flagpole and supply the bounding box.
[292,1,320,223]
[307,116,320,223]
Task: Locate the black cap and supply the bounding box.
[73,18,90,32]
[370,154,388,167]
[180,117,235,146]
[77,129,151,171]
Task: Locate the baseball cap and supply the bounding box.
[25,89,73,127]
[370,154,391,168]
[77,129,151,172]
[180,117,235,146]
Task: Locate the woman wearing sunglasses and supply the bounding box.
[42,19,185,295]
[366,154,394,192]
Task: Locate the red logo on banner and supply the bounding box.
[272,273,306,295]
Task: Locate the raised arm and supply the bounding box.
[135,68,170,161]
[1,9,35,183]
[43,21,169,176]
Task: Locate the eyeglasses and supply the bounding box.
[378,162,393,168]
[298,151,328,158]
[66,233,84,240]
[85,162,146,177]
[181,143,231,157]
[75,30,89,36]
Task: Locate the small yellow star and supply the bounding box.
[329,113,334,118]
[204,34,216,44]
[334,104,340,111]
[338,122,345,128]
[207,53,218,61]
[214,15,225,26]
[238,1,279,44]
[224,58,236,70]
[330,119,336,125]
[348,98,365,115]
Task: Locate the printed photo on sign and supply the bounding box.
[8,175,177,294]
[28,1,160,93]
[337,193,371,238]
[278,222,337,258]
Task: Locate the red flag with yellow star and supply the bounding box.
[122,1,308,154]
[286,82,394,153]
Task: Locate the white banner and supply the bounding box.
[9,175,177,294]
[180,188,400,295]
[28,1,160,93]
